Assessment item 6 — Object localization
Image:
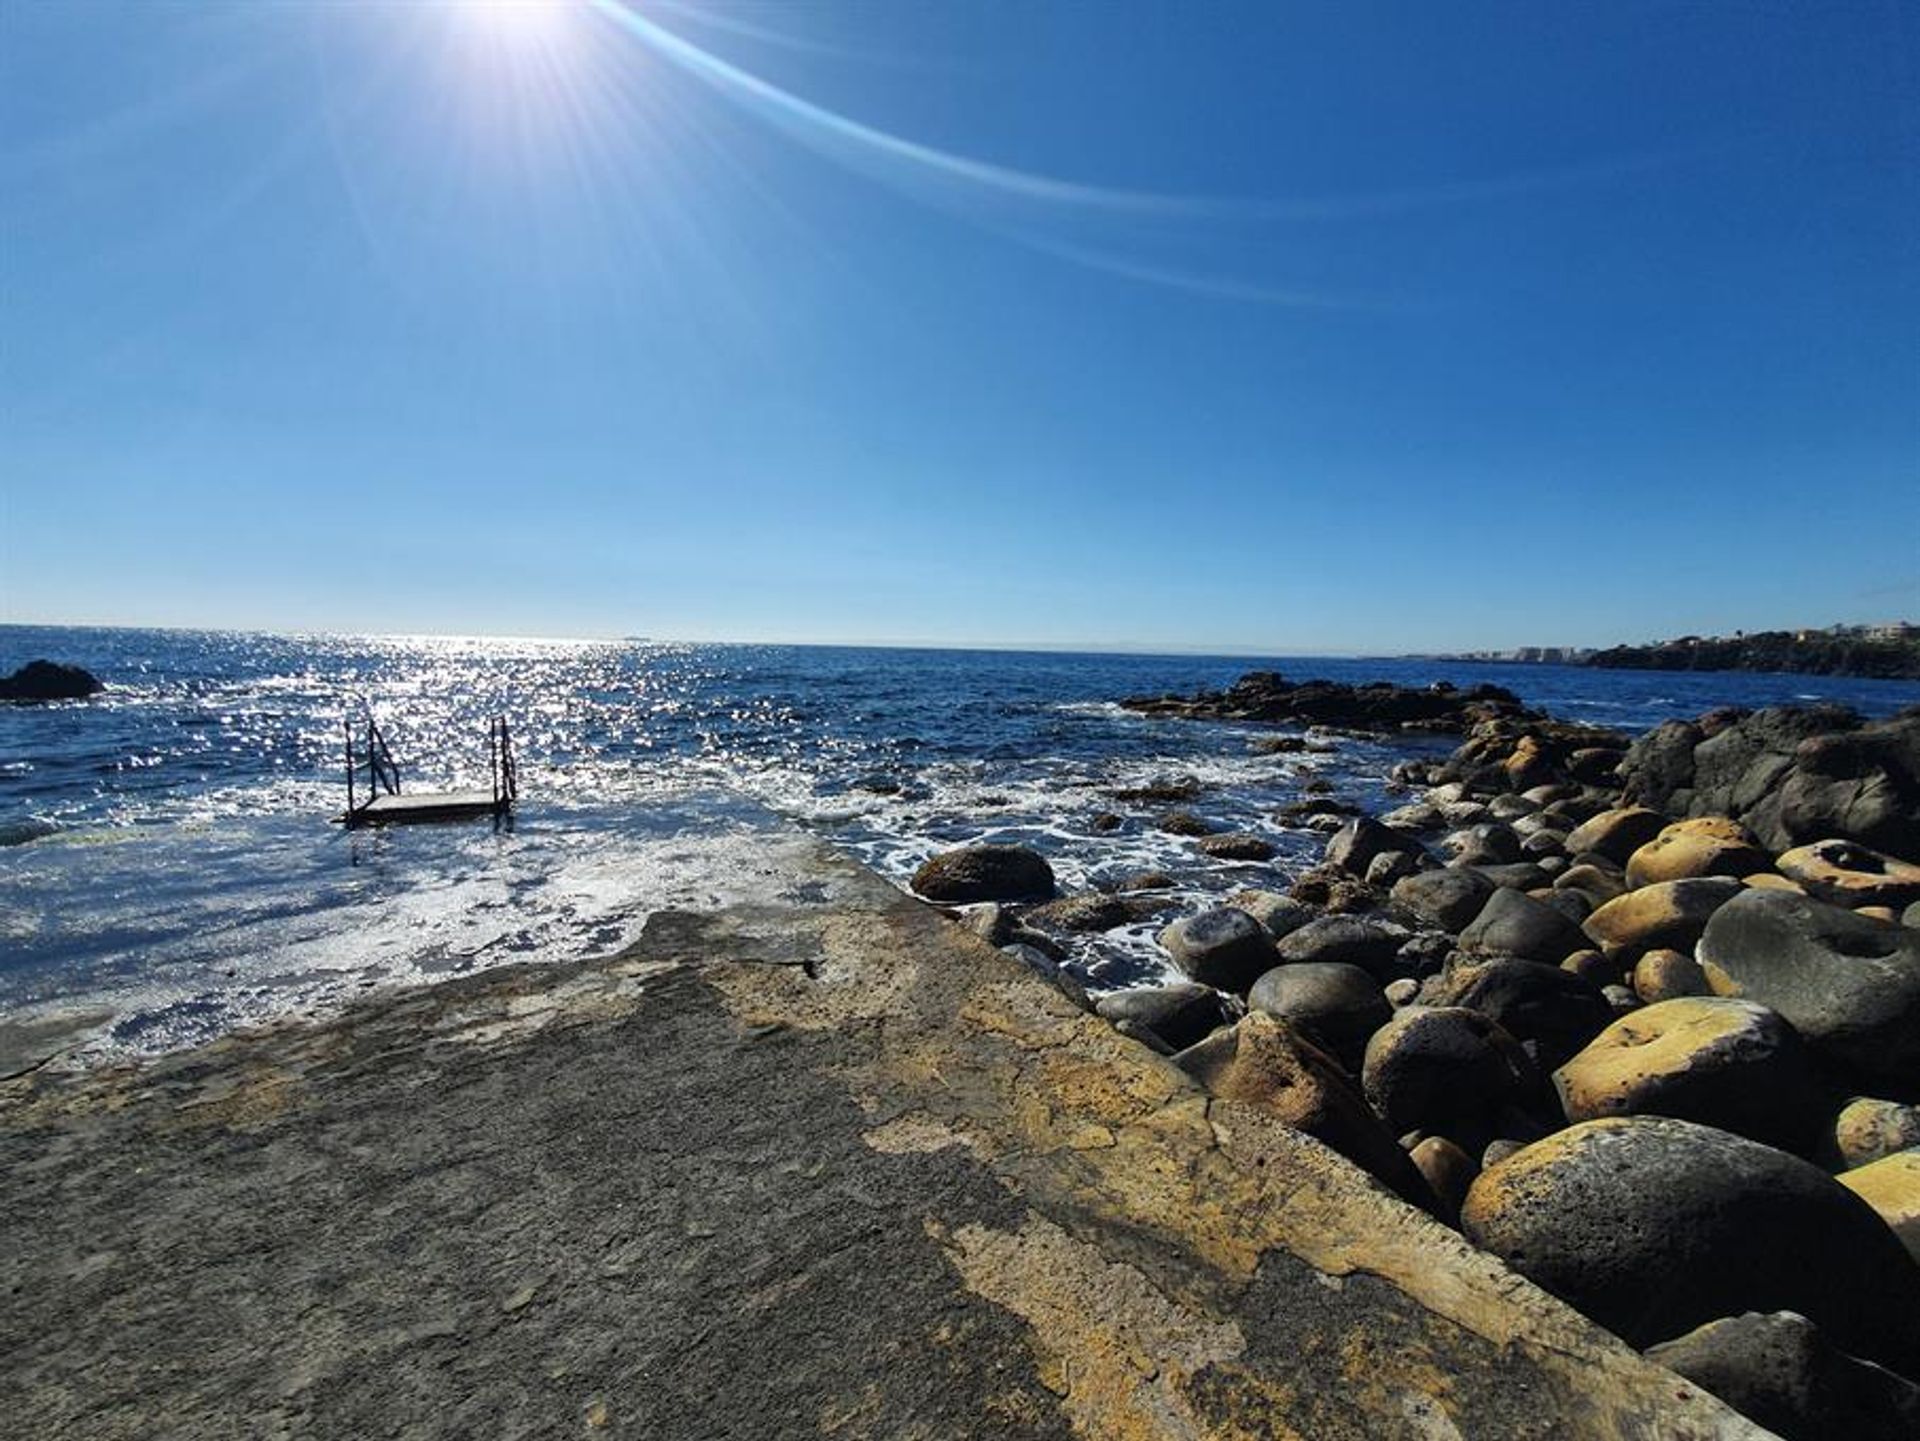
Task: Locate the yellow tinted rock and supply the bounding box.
[1830,1097,1920,1170]
[1838,1151,1920,1265]
[1668,817,1754,843]
[1562,808,1666,866]
[1631,948,1710,1003]
[1552,998,1819,1149]
[1776,839,1920,910]
[1583,878,1744,955]
[1741,872,1803,893]
[1626,824,1771,887]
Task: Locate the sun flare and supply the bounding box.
[459,0,580,46]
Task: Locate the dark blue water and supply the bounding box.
[6,624,1917,1064]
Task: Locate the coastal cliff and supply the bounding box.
[1587,630,1920,680]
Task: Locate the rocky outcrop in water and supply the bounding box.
[0,659,101,701]
[1120,669,1538,733]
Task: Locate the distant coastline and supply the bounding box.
[1431,622,1920,681]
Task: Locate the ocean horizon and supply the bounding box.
[6,621,1918,1069]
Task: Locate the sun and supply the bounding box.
[457,0,582,51]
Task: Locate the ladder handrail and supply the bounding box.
[343,705,516,820]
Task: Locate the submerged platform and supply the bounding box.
[343,790,507,827]
[0,836,1759,1438]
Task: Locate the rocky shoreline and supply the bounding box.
[0,830,1766,1439]
[917,674,1920,1438]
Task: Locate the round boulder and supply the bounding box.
[1776,839,1920,911]
[1551,997,1822,1150]
[1828,1097,1920,1170]
[1457,887,1588,964]
[1224,889,1316,941]
[1562,807,1667,867]
[1095,983,1236,1054]
[1647,1311,1920,1441]
[1431,956,1615,1070]
[1631,948,1711,1003]
[1158,907,1277,993]
[1460,1116,1920,1370]
[1409,1135,1478,1227]
[912,845,1055,903]
[1583,877,1744,956]
[1838,1151,1920,1265]
[1554,863,1627,908]
[1274,914,1411,981]
[1696,888,1920,1087]
[1023,893,1135,934]
[1448,823,1522,867]
[1392,867,1496,934]
[1246,962,1390,1066]
[1626,823,1771,888]
[1361,1006,1539,1139]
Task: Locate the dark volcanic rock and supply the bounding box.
[1325,816,1424,878]
[1779,713,1920,860]
[911,845,1056,903]
[1647,1311,1920,1441]
[1023,893,1136,934]
[1456,889,1588,965]
[1159,907,1277,993]
[0,660,101,702]
[1246,962,1390,1067]
[1156,809,1216,837]
[1096,983,1236,1053]
[1362,1006,1539,1139]
[1392,868,1497,934]
[1617,705,1920,861]
[1274,915,1411,981]
[1466,862,1550,893]
[1448,824,1522,867]
[1696,888,1920,1087]
[1196,832,1277,862]
[1432,957,1613,1071]
[1121,670,1535,734]
[1462,1117,1920,1372]
[1618,720,1706,813]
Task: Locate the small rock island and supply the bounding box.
[0,659,103,702]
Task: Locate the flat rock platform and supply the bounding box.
[0,835,1761,1439]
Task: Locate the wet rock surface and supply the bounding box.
[911,844,1056,903]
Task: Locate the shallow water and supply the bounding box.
[5,625,1916,1064]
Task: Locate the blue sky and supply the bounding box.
[3,0,1915,652]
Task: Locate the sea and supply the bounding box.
[5,624,1918,1068]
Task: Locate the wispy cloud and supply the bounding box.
[580,1,1692,306]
